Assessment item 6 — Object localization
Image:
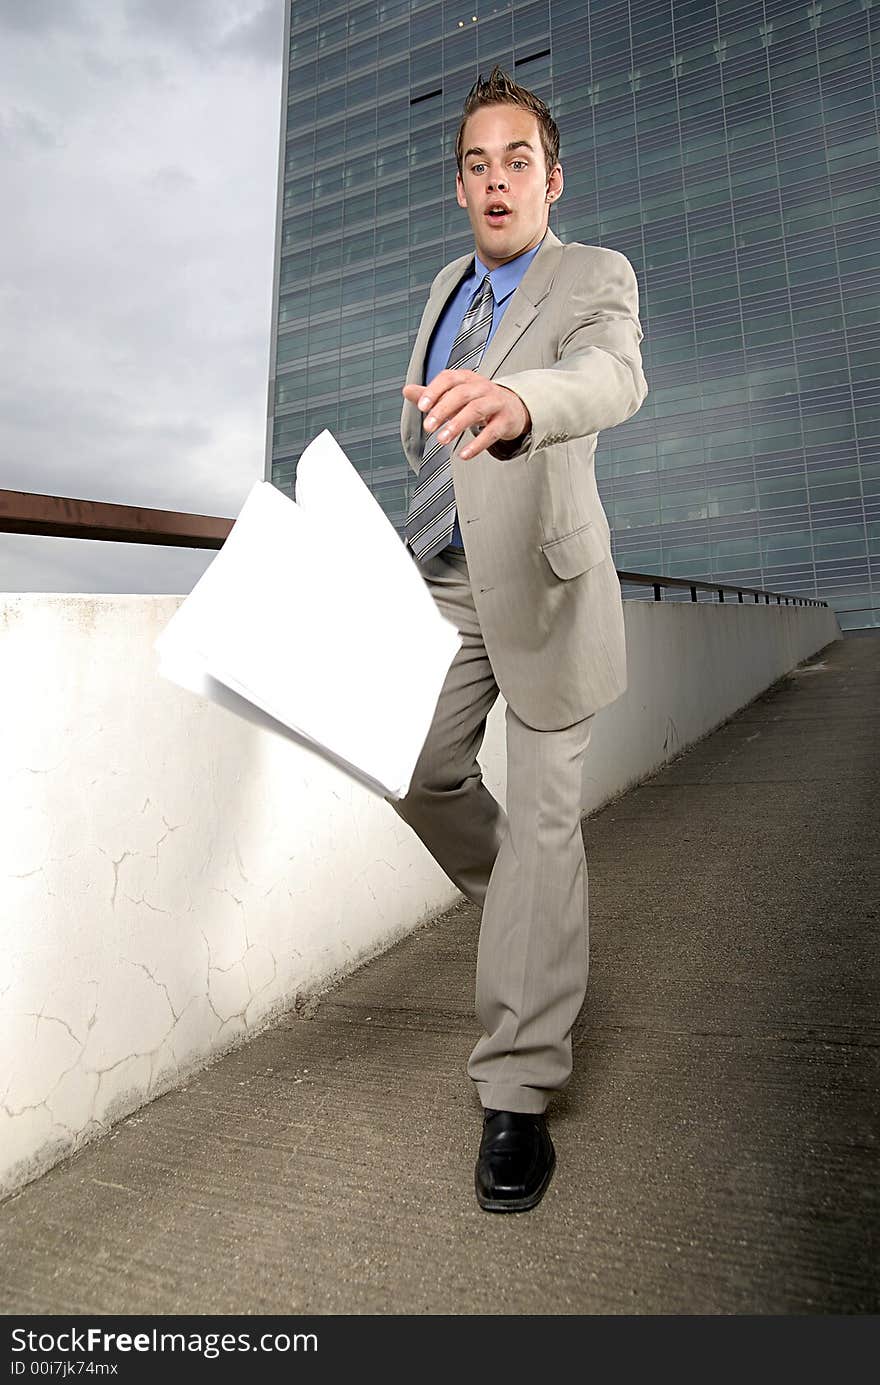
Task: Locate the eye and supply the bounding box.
[510,160,528,170]
[470,162,486,174]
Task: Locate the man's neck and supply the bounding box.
[473,229,548,278]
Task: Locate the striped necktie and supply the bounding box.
[405,273,495,563]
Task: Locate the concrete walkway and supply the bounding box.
[1,630,877,1315]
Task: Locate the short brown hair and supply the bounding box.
[455,66,560,178]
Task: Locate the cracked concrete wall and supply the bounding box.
[0,593,839,1199]
[0,594,503,1200]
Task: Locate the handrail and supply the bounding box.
[1,488,828,607]
[0,489,231,550]
[617,570,827,607]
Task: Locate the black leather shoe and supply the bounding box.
[475,1108,556,1212]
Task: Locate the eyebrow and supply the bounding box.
[464,140,535,159]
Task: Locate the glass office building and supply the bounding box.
[267,0,879,628]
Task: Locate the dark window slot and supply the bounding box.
[515,48,551,66]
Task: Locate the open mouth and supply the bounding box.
[485,206,511,224]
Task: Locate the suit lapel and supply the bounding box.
[478,228,564,380]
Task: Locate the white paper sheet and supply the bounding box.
[154,430,462,799]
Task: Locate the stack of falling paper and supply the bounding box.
[153,430,462,800]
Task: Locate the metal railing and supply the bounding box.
[0,489,231,550]
[0,488,828,608]
[617,570,827,607]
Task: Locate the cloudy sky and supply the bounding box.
[0,0,284,592]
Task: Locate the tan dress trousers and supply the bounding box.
[386,544,595,1115]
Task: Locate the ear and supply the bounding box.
[546,161,564,203]
[456,171,468,209]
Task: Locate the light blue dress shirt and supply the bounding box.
[423,234,545,549]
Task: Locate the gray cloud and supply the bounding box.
[0,532,215,596]
[0,2,283,593]
[217,2,284,63]
[124,0,282,63]
[148,165,198,194]
[0,1,282,62]
[0,107,60,153]
[123,0,224,55]
[0,0,91,36]
[79,46,168,85]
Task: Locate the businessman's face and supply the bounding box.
[455,104,563,271]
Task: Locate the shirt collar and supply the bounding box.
[474,232,546,305]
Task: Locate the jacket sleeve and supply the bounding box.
[490,246,648,462]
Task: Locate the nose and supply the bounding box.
[487,173,509,191]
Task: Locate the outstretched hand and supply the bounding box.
[402,369,531,460]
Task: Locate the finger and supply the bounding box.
[422,367,477,398]
[415,369,480,417]
[401,378,458,423]
[459,419,504,459]
[425,383,488,437]
[402,377,456,403]
[437,402,500,451]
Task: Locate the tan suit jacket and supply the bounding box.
[400,227,648,732]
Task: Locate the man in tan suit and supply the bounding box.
[387,68,647,1212]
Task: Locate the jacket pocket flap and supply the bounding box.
[540,522,608,580]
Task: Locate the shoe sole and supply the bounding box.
[474,1147,556,1213]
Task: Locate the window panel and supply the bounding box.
[340,355,373,390]
[340,396,375,431]
[276,332,309,366]
[307,402,340,435]
[316,82,345,122]
[275,370,307,407]
[278,288,309,325]
[341,310,374,347]
[309,279,342,314]
[375,219,410,257]
[312,240,342,275]
[307,318,340,354]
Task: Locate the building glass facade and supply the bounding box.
[267,0,880,628]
